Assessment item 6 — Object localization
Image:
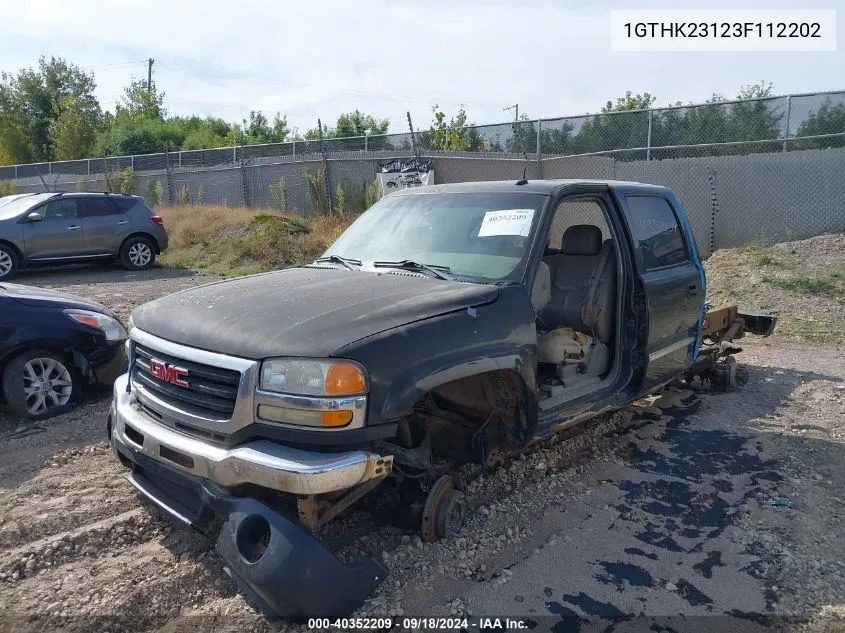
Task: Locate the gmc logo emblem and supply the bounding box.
[149,358,189,388]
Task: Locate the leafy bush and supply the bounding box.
[0,180,19,196]
[303,166,329,213]
[336,179,348,214]
[146,179,164,206]
[120,167,136,194]
[178,184,190,204]
[268,177,288,210]
[364,177,381,209]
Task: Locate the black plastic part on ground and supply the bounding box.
[113,439,389,619]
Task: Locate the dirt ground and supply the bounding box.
[1,240,844,632]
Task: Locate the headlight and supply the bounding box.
[64,309,128,341]
[127,314,135,334]
[259,358,368,396]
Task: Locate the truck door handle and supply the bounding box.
[118,220,128,225]
[67,225,81,231]
[686,284,698,298]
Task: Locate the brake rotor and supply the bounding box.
[420,475,466,542]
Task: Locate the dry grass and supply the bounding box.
[156,204,357,277]
[704,233,845,344]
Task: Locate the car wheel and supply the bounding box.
[0,244,19,281]
[120,236,156,271]
[2,349,81,420]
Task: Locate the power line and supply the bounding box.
[83,59,149,70]
[154,60,502,109]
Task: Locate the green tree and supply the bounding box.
[601,91,657,113]
[115,77,165,122]
[430,104,471,151]
[50,96,98,159]
[334,110,389,137]
[0,56,101,162]
[794,100,845,148]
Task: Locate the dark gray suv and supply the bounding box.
[0,192,169,280]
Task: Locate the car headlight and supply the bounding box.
[259,358,368,397]
[127,314,135,334]
[64,309,128,342]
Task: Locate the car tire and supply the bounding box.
[120,236,156,271]
[0,243,19,281]
[2,349,81,420]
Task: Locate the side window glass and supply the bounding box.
[40,199,78,221]
[625,195,689,270]
[82,198,121,217]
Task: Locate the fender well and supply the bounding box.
[121,232,161,254]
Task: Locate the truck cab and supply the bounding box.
[108,179,771,618]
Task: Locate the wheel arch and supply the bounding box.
[0,239,24,263]
[120,232,160,254]
[0,340,90,385]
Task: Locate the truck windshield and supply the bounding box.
[323,191,547,282]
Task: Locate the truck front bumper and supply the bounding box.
[109,372,390,618]
[109,373,393,496]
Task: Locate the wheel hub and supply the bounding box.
[420,475,466,542]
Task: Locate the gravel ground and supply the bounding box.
[0,261,843,632]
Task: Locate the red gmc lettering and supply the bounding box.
[149,359,189,388]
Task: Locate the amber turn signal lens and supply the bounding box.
[71,314,101,328]
[324,362,367,395]
[321,410,353,427]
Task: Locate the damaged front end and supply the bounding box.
[115,442,388,620]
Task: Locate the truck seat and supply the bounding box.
[538,225,617,376]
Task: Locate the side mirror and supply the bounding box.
[26,212,42,222]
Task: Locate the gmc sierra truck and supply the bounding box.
[107,179,775,618]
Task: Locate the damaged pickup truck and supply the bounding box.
[107,179,775,618]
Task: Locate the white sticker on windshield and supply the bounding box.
[478,209,534,237]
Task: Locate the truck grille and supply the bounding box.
[133,343,241,416]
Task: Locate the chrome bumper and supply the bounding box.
[110,373,393,495]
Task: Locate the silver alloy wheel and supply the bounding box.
[128,242,152,267]
[0,249,12,277]
[22,357,73,416]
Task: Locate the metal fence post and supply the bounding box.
[15,165,18,179]
[292,138,296,158]
[240,159,250,208]
[318,119,333,213]
[164,147,174,205]
[131,156,134,170]
[233,146,237,163]
[782,95,792,152]
[364,132,369,152]
[87,160,90,176]
[646,109,653,161]
[179,152,182,168]
[536,119,542,161]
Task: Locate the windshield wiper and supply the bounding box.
[311,254,361,271]
[372,259,453,281]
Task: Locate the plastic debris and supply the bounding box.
[766,497,792,508]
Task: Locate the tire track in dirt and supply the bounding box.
[2,527,234,633]
[0,445,139,550]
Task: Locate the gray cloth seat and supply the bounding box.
[538,224,617,369]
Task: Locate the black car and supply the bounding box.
[0,283,128,420]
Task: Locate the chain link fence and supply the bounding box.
[2,89,844,256]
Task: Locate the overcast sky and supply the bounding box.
[1,0,842,134]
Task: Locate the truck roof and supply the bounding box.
[390,179,671,196]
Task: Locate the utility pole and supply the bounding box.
[503,103,519,121]
[147,58,155,93]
